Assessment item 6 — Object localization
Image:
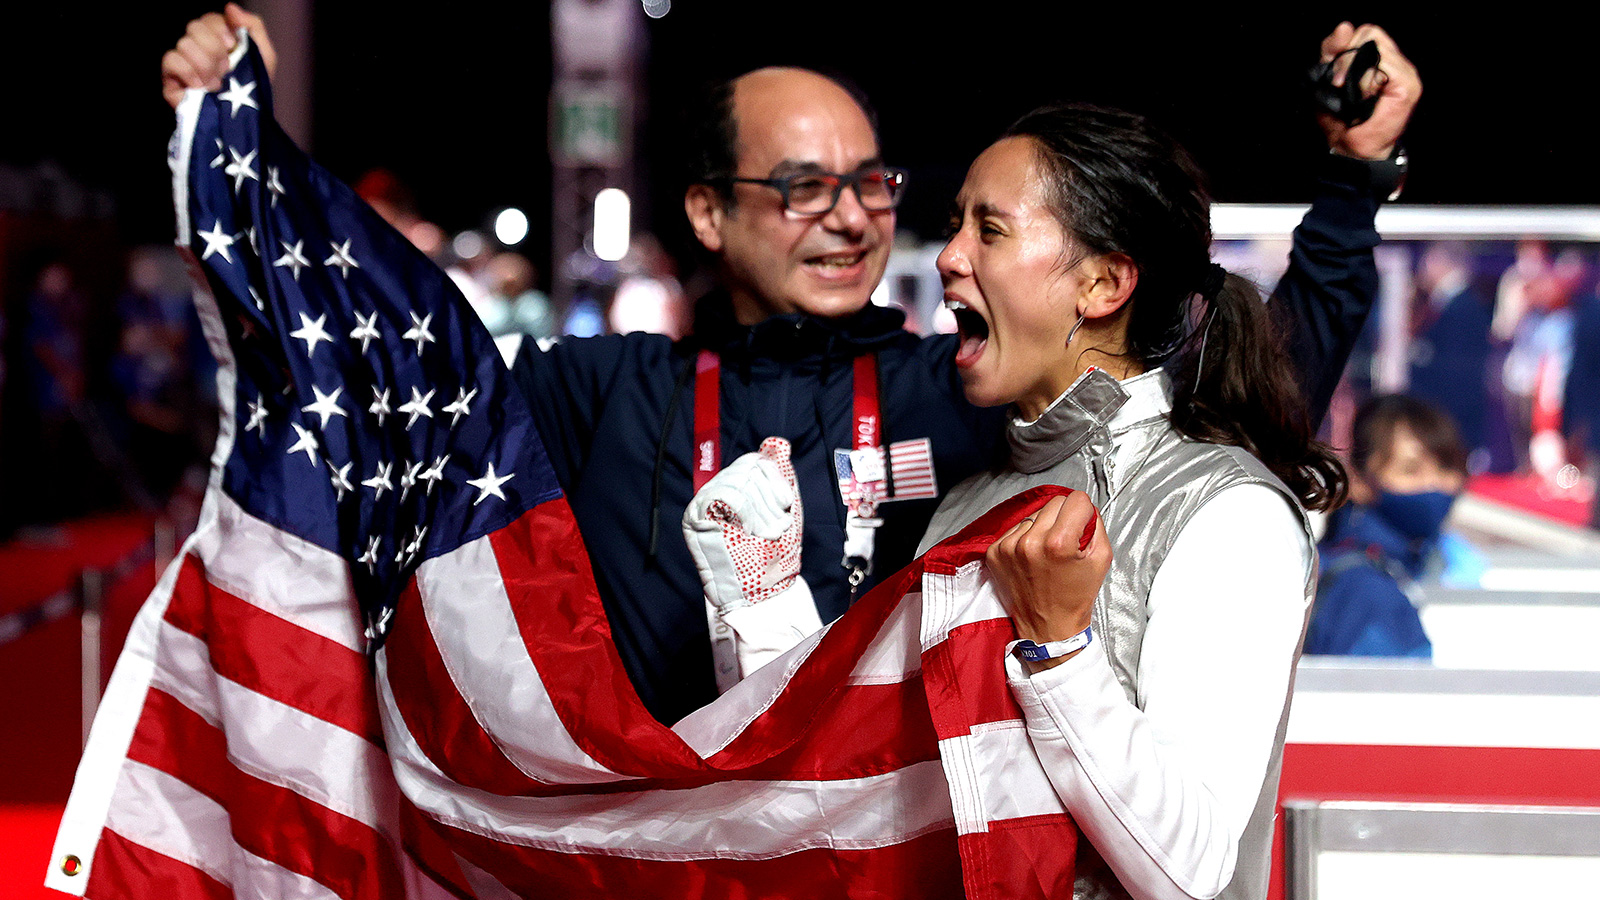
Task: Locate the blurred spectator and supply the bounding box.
[26,261,88,421]
[12,259,122,521]
[446,228,493,315]
[563,291,606,338]
[1307,395,1476,659]
[355,169,527,353]
[472,252,557,363]
[608,276,679,336]
[111,247,215,500]
[1564,280,1600,525]
[354,168,445,257]
[607,234,688,339]
[1407,242,1495,469]
[1497,241,1585,477]
[559,247,612,338]
[495,254,557,339]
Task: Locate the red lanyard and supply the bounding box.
[851,354,879,451]
[692,350,721,492]
[691,349,880,492]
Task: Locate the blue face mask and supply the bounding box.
[1373,489,1456,542]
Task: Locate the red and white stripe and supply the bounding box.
[375,486,1080,898]
[48,491,447,899]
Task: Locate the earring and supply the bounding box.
[1066,311,1086,345]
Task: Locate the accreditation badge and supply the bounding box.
[833,437,939,520]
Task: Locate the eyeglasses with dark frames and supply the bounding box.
[720,167,908,216]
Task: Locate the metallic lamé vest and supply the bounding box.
[920,369,1315,900]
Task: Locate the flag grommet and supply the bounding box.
[61,855,82,876]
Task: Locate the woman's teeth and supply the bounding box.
[945,300,990,340]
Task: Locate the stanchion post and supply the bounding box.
[1283,800,1321,900]
[80,567,104,747]
[155,516,177,574]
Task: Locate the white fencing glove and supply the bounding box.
[683,437,824,689]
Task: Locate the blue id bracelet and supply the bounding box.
[1014,625,1093,663]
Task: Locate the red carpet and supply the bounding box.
[0,804,68,898]
[0,513,157,618]
[1,513,160,807]
[1468,472,1593,528]
[1,514,167,895]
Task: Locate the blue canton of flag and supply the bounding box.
[174,36,559,641]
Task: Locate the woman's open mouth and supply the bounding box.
[945,298,990,367]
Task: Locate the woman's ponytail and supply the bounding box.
[1168,270,1347,512]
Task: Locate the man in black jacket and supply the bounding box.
[163,13,1418,724]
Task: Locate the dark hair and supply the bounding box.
[1004,103,1347,511]
[682,67,880,201]
[684,77,739,194]
[1351,395,1469,478]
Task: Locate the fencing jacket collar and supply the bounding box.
[1007,366,1130,475]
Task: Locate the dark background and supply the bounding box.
[4,3,1596,281]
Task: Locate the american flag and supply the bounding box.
[48,34,1079,899]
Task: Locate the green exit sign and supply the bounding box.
[557,89,623,166]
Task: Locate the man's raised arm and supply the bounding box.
[1272,22,1421,427]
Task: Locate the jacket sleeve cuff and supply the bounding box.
[1004,637,1124,734]
[1302,153,1388,248]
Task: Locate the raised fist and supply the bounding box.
[986,490,1111,667]
[162,4,277,109]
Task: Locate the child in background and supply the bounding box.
[1308,395,1473,659]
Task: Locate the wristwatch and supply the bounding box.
[1330,142,1408,202]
